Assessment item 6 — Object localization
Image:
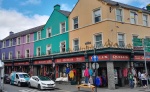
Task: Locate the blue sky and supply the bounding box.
[0,0,149,39]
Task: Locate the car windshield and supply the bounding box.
[19,74,30,78]
[38,76,50,81]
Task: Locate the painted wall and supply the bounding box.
[69,0,150,50]
[34,7,69,55]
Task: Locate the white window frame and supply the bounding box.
[17,37,21,45]
[143,14,149,27]
[16,51,21,59]
[118,33,125,47]
[73,38,79,51]
[25,49,30,58]
[46,28,51,38]
[60,41,66,53]
[94,33,103,48]
[26,34,30,43]
[116,8,123,22]
[36,47,41,56]
[37,31,41,40]
[9,52,12,60]
[46,44,51,55]
[9,39,13,47]
[73,17,78,29]
[130,11,137,24]
[2,53,5,60]
[60,22,66,33]
[2,41,6,48]
[93,8,101,23]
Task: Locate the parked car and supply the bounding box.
[10,72,30,86]
[28,76,55,90]
[4,74,10,84]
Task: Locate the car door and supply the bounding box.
[34,77,39,88]
[29,77,35,87]
[14,74,19,85]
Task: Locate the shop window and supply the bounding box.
[73,39,79,51]
[46,45,51,55]
[60,42,66,53]
[116,8,123,22]
[46,28,51,38]
[94,33,102,48]
[73,17,78,29]
[93,8,101,23]
[60,22,66,33]
[118,33,125,47]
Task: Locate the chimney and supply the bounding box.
[9,31,14,35]
[146,4,150,11]
[54,4,60,10]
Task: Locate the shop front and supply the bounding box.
[4,63,12,74]
[13,62,30,73]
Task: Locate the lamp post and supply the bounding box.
[94,46,97,92]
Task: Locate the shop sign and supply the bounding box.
[111,54,129,61]
[55,56,85,63]
[14,62,29,66]
[134,55,150,61]
[34,60,52,65]
[4,63,12,66]
[89,54,109,61]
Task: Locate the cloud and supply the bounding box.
[0,9,49,40]
[61,4,72,11]
[21,0,41,5]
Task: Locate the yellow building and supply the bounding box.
[69,0,150,89]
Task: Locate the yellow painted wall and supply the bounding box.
[69,0,150,50]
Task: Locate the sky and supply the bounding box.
[0,0,149,40]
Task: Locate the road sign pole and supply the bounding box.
[94,47,97,92]
[142,38,149,89]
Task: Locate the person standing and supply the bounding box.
[128,72,134,89]
[141,72,148,88]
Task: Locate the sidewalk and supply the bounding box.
[55,83,150,92]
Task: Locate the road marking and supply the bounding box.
[19,89,51,92]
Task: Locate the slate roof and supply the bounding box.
[2,25,44,41]
[58,10,70,16]
[103,0,150,14]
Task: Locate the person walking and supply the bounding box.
[128,72,134,89]
[141,72,148,88]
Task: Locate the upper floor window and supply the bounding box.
[2,41,6,48]
[60,22,66,33]
[73,17,78,29]
[2,53,5,60]
[46,28,51,38]
[25,49,30,58]
[73,39,79,51]
[130,12,137,24]
[37,31,41,40]
[116,9,123,22]
[17,37,21,45]
[118,33,125,47]
[60,41,66,53]
[93,9,101,23]
[9,39,13,47]
[46,44,51,55]
[9,52,12,59]
[37,47,41,56]
[26,34,30,43]
[143,14,148,26]
[16,51,20,59]
[94,33,102,48]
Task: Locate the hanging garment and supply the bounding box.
[89,69,93,76]
[102,76,107,85]
[95,77,101,86]
[69,70,74,79]
[72,69,76,75]
[85,77,89,84]
[123,68,128,77]
[84,68,89,77]
[66,67,70,74]
[89,76,93,84]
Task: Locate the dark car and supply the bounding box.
[4,74,10,84]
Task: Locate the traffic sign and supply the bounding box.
[92,55,98,62]
[92,63,99,69]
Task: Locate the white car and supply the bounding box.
[28,76,55,90]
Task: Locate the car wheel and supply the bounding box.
[38,84,41,90]
[18,82,21,87]
[28,82,31,88]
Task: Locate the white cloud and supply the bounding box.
[0,9,49,40]
[61,4,72,11]
[21,0,41,5]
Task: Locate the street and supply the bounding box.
[3,83,150,92]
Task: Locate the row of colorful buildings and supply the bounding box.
[1,0,150,89]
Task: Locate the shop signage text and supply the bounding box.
[14,62,29,66]
[89,54,109,61]
[111,54,129,61]
[34,60,52,65]
[4,63,12,66]
[134,55,150,61]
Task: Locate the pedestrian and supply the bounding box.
[128,72,134,89]
[138,71,142,87]
[141,72,148,88]
[133,76,137,88]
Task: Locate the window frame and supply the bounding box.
[2,41,6,48]
[16,51,21,59]
[118,33,125,47]
[36,47,41,56]
[60,41,66,53]
[37,31,41,40]
[73,17,79,29]
[116,8,123,22]
[26,34,30,43]
[130,11,137,24]
[143,14,149,27]
[9,52,12,60]
[9,39,13,47]
[2,53,5,60]
[93,8,101,23]
[94,33,103,48]
[46,28,51,38]
[17,37,21,45]
[46,44,51,55]
[73,38,79,51]
[25,49,30,58]
[60,22,66,33]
